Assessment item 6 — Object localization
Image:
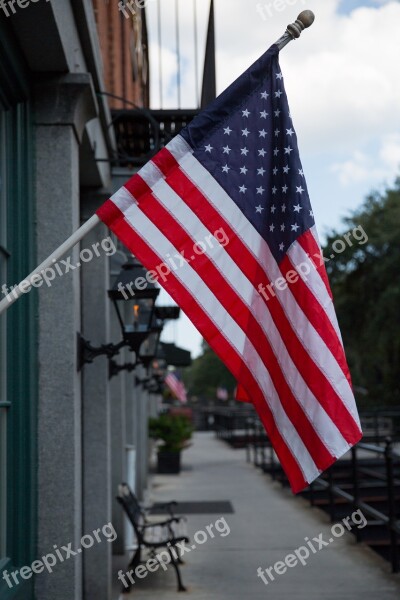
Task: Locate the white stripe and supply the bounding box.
[111,187,136,213]
[287,240,343,343]
[139,173,350,457]
[121,201,320,483]
[309,225,343,344]
[167,136,360,426]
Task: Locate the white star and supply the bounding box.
[272,187,277,195]
[282,185,288,193]
[273,148,279,156]
[274,109,281,117]
[280,224,285,232]
[274,129,280,137]
[281,204,286,213]
[293,204,303,213]
[291,223,300,232]
[296,186,305,194]
[286,128,294,136]
[222,164,230,173]
[242,109,250,117]
[239,185,247,194]
[275,90,283,98]
[224,126,232,135]
[242,128,250,137]
[257,167,266,176]
[284,146,293,155]
[256,186,265,195]
[258,148,266,157]
[260,110,268,119]
[241,147,249,156]
[269,224,275,232]
[276,72,283,80]
[271,204,276,213]
[309,210,314,218]
[261,91,269,99]
[255,205,264,214]
[240,166,248,175]
[299,169,304,176]
[272,167,278,175]
[283,165,290,174]
[205,144,213,153]
[223,145,231,154]
[279,243,285,251]
[259,129,267,138]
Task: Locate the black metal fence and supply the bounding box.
[243,414,400,573]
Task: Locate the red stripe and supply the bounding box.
[153,153,361,444]
[297,231,333,299]
[279,238,352,387]
[132,176,335,467]
[97,201,309,492]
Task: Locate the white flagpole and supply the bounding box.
[0,214,100,314]
[0,10,315,317]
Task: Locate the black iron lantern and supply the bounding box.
[78,258,161,370]
[108,258,160,354]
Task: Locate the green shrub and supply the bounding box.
[149,414,193,453]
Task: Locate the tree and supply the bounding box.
[183,340,236,401]
[324,178,400,407]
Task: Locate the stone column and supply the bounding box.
[34,74,97,600]
[81,195,112,600]
[109,304,127,555]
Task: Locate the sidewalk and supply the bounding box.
[113,432,400,599]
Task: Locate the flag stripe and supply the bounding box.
[165,373,187,403]
[97,198,312,492]
[166,139,360,428]
[122,203,321,482]
[129,177,340,464]
[148,146,361,440]
[134,170,352,457]
[283,239,351,382]
[291,228,342,340]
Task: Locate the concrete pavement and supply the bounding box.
[113,432,400,599]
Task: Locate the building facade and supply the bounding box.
[0,2,152,599]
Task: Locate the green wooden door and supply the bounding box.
[0,18,38,600]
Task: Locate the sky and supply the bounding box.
[146,0,400,359]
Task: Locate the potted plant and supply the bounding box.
[149,414,193,474]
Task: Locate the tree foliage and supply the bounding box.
[324,178,400,407]
[183,340,236,401]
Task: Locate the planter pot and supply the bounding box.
[157,450,181,474]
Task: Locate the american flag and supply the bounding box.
[165,371,187,404]
[97,44,362,493]
[216,387,229,401]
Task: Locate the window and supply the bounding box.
[0,110,8,558]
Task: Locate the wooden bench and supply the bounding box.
[116,483,189,592]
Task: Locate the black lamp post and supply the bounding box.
[78,258,160,370]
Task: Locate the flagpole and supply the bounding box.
[0,10,315,316]
[274,10,315,51]
[0,214,100,314]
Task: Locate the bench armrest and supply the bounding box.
[140,516,183,529]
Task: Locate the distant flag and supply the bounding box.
[216,387,229,401]
[97,43,362,493]
[165,371,187,404]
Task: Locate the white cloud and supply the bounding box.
[331,134,400,186]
